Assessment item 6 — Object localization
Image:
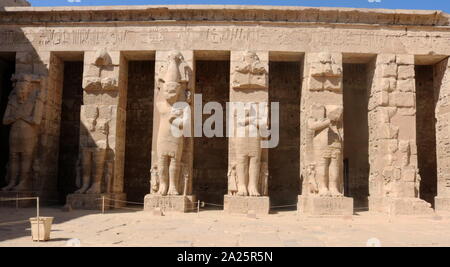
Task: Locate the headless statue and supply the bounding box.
[75,107,110,194]
[307,104,343,196]
[234,103,268,197]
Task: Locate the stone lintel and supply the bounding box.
[368,197,434,215]
[1,6,447,27]
[144,195,197,213]
[223,195,270,215]
[298,195,354,216]
[66,193,126,210]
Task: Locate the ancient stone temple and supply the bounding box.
[0,5,449,215]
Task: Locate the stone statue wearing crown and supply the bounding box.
[154,51,192,196]
[2,74,45,192]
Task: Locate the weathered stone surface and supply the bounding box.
[435,197,450,213]
[298,196,354,216]
[224,195,270,215]
[66,193,126,210]
[0,0,29,8]
[0,5,448,214]
[229,51,269,199]
[369,197,434,215]
[143,194,197,213]
[367,54,434,214]
[1,74,44,192]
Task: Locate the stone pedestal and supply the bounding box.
[0,191,38,208]
[66,193,126,210]
[298,195,354,216]
[369,197,434,215]
[435,197,450,213]
[144,195,197,213]
[223,195,270,215]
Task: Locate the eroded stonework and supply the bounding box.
[225,51,270,214]
[66,48,126,210]
[2,74,44,192]
[367,55,433,215]
[0,5,449,214]
[143,50,195,212]
[299,52,353,215]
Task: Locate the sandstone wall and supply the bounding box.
[0,6,448,211]
[194,60,229,205]
[269,61,301,206]
[124,60,154,203]
[56,61,83,202]
[416,65,438,206]
[343,63,370,207]
[0,0,29,8]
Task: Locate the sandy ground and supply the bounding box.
[1,206,450,247]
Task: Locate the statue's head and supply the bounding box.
[12,74,39,104]
[327,106,343,122]
[16,81,33,104]
[310,104,326,120]
[161,51,186,104]
[94,47,112,66]
[167,51,184,64]
[243,51,259,64]
[163,81,182,104]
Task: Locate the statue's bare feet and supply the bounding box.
[75,186,89,194]
[329,188,342,197]
[237,185,248,196]
[13,180,31,191]
[318,187,329,197]
[248,186,261,197]
[167,186,180,195]
[86,183,101,194]
[158,183,168,196]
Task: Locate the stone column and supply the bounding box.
[224,51,270,215]
[434,58,450,212]
[298,52,353,216]
[368,54,433,215]
[143,50,196,213]
[66,48,126,210]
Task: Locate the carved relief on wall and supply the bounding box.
[300,52,345,199]
[232,51,268,90]
[308,52,342,92]
[2,74,45,192]
[368,55,421,199]
[303,104,344,197]
[151,51,193,196]
[83,47,119,91]
[229,51,269,197]
[72,47,121,196]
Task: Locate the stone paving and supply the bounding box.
[1,207,450,247]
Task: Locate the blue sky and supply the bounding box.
[28,0,450,13]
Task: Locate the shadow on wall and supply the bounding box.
[56,61,83,203]
[343,63,370,210]
[123,60,154,203]
[0,52,15,189]
[269,61,301,207]
[0,26,136,243]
